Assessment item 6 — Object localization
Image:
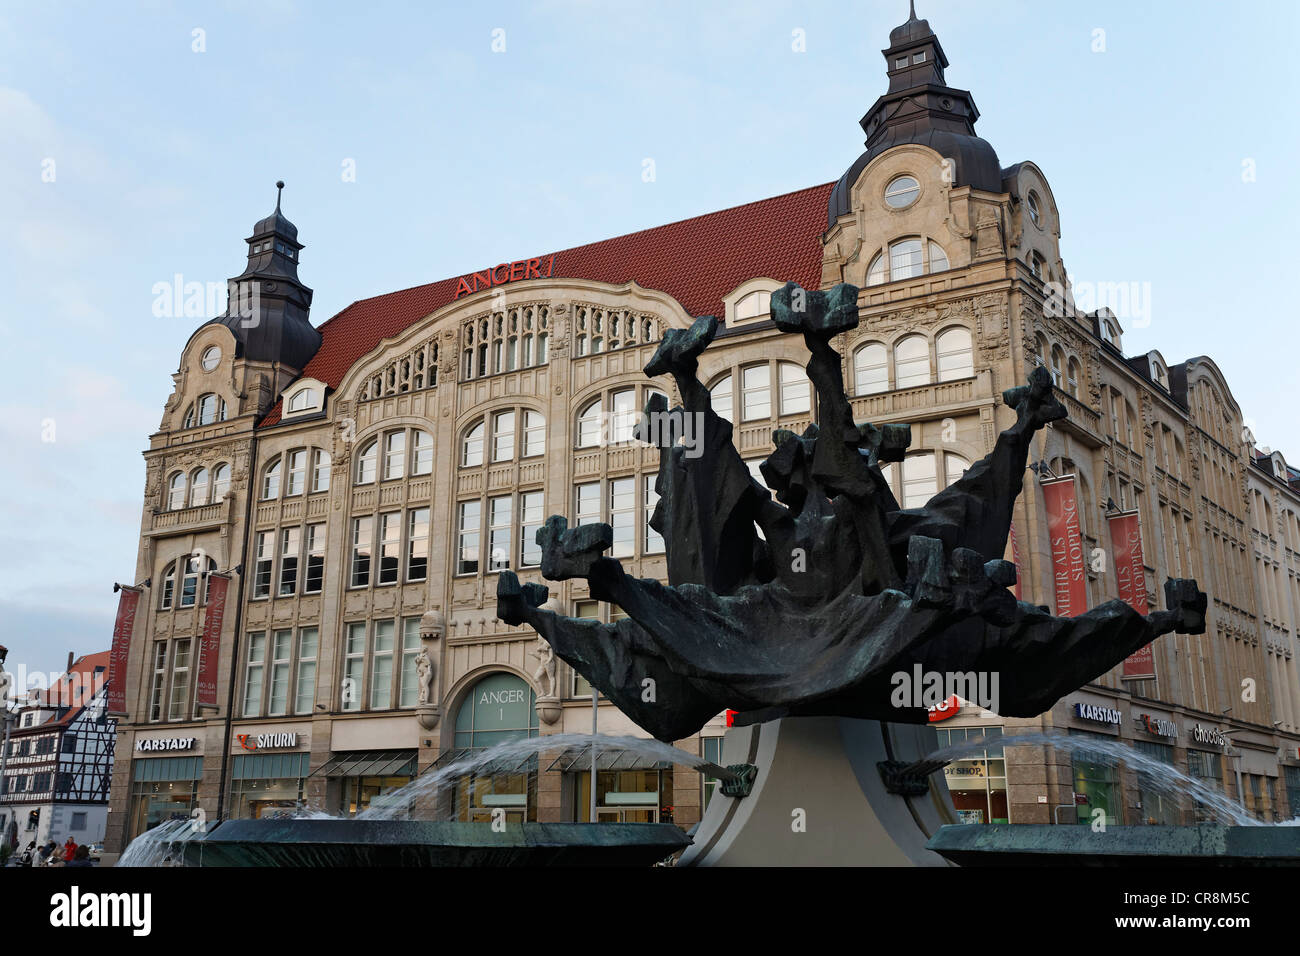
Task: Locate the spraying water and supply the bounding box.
[920,728,1265,827]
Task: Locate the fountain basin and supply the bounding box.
[175,819,691,867]
[927,823,1300,867]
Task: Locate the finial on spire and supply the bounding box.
[275,180,285,211]
[909,0,917,20]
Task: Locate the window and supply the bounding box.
[201,346,220,371]
[609,478,635,559]
[1050,346,1065,387]
[285,449,306,496]
[212,463,231,500]
[411,431,432,476]
[377,512,400,585]
[710,375,733,423]
[196,393,225,426]
[278,527,300,596]
[1067,358,1082,397]
[778,362,811,415]
[457,501,481,574]
[645,475,664,554]
[575,483,600,526]
[488,496,513,570]
[889,239,924,280]
[294,627,317,715]
[407,507,429,581]
[462,423,485,467]
[147,643,168,722]
[1026,190,1041,227]
[572,602,600,697]
[399,617,421,708]
[936,328,974,382]
[351,516,373,587]
[912,50,926,64]
[895,56,908,69]
[261,459,281,500]
[179,556,202,608]
[734,290,771,321]
[1102,319,1120,347]
[342,623,365,712]
[242,633,265,718]
[945,454,971,487]
[741,365,771,421]
[356,439,377,484]
[895,335,930,389]
[383,431,406,480]
[577,399,603,448]
[611,390,637,444]
[901,453,938,508]
[160,562,176,610]
[286,388,317,413]
[1030,252,1046,280]
[253,531,273,598]
[167,473,186,511]
[370,620,395,709]
[522,412,546,458]
[928,240,949,273]
[304,523,325,593]
[268,629,293,716]
[520,491,544,567]
[854,342,889,394]
[884,176,920,208]
[312,450,331,492]
[189,468,209,507]
[867,252,888,286]
[493,411,515,462]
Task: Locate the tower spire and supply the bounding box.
[275,179,284,212]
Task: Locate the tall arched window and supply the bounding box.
[945,453,971,487]
[867,252,888,287]
[356,439,378,484]
[522,412,546,458]
[889,239,924,281]
[492,411,516,462]
[167,472,187,511]
[894,335,930,389]
[854,342,889,395]
[312,450,332,491]
[935,328,973,382]
[196,393,226,426]
[261,458,281,500]
[610,389,637,443]
[410,431,432,476]
[928,241,949,273]
[1067,358,1081,397]
[778,363,811,415]
[212,463,231,500]
[1050,346,1065,387]
[462,422,485,467]
[901,453,938,508]
[188,467,209,508]
[383,431,406,479]
[710,375,733,424]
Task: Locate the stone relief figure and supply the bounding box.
[415,646,434,705]
[497,281,1208,743]
[532,637,557,699]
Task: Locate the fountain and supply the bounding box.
[119,280,1299,865]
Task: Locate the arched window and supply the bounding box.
[285,449,307,495]
[1036,333,1050,369]
[196,393,226,426]
[928,241,949,273]
[167,472,187,511]
[741,365,771,421]
[383,431,406,479]
[212,463,231,500]
[944,453,971,488]
[735,290,771,321]
[261,458,281,500]
[867,252,888,287]
[577,399,603,448]
[188,467,209,508]
[462,422,485,467]
[1067,358,1082,397]
[889,239,924,281]
[492,411,515,462]
[1050,347,1065,387]
[1030,252,1046,280]
[710,374,734,423]
[356,439,378,484]
[1102,319,1120,347]
[894,335,930,389]
[936,328,973,382]
[160,561,177,610]
[287,388,317,413]
[312,450,331,491]
[1026,190,1042,227]
[854,342,889,395]
[778,362,811,415]
[610,389,636,443]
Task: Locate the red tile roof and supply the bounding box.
[25,651,110,728]
[261,183,833,427]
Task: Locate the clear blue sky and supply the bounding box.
[1,0,1297,685]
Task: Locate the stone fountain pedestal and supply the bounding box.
[679,716,957,867]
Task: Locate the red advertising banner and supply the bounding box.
[107,586,141,716]
[1042,476,1086,617]
[1110,511,1156,681]
[195,572,230,709]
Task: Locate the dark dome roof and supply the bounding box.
[252,207,298,243]
[827,128,1002,226]
[890,13,934,46]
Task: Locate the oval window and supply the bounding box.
[201,346,220,371]
[1027,191,1042,227]
[884,175,920,209]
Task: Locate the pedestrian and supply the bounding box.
[19,841,34,867]
[63,835,77,862]
[64,845,93,868]
[46,843,64,866]
[36,841,53,865]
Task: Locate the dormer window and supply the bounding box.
[1102,319,1119,346]
[734,290,771,321]
[287,388,318,413]
[1029,252,1046,280]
